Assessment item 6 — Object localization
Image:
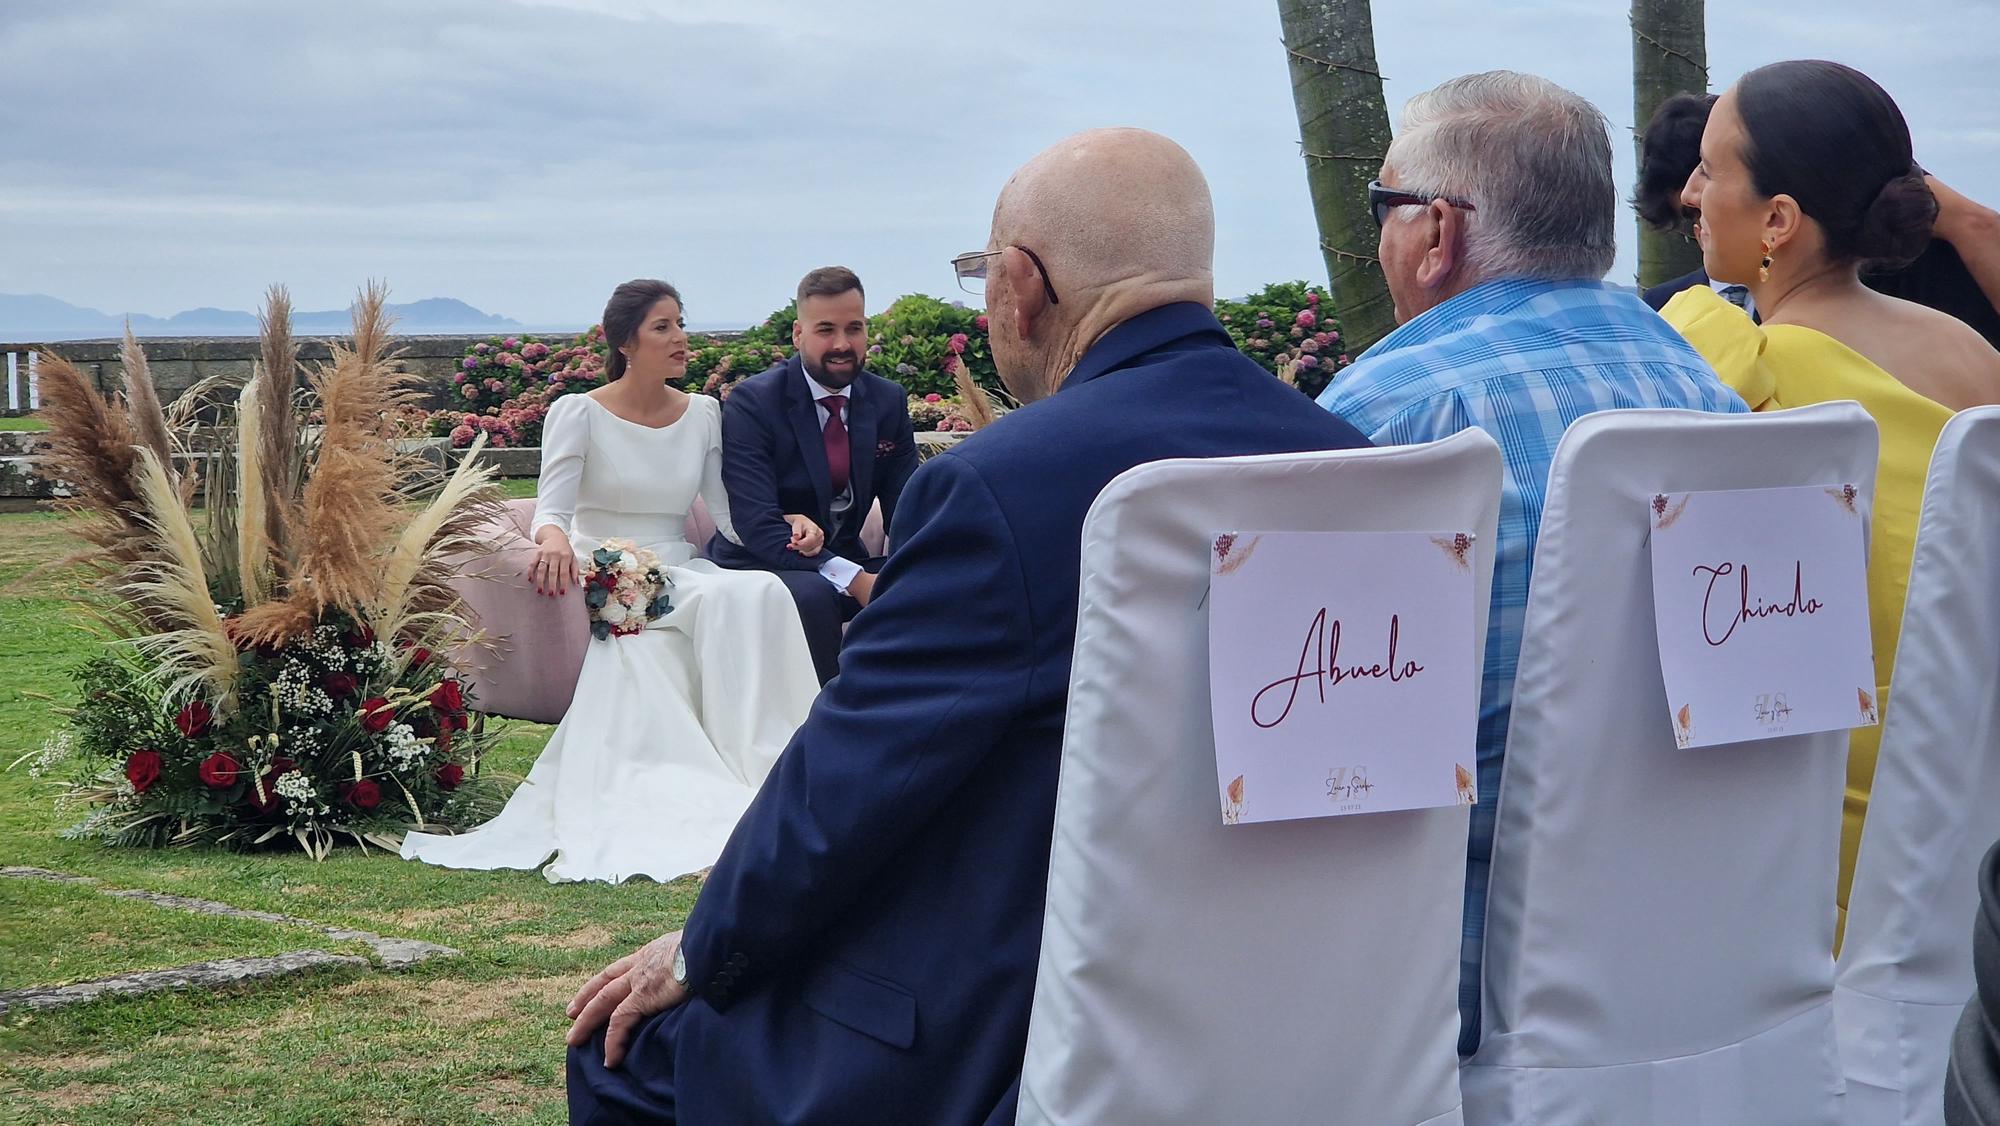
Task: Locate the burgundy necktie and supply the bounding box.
[820,394,850,494]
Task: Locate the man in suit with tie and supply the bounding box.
[562,127,1369,1125]
[705,266,918,683]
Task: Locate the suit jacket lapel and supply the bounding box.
[784,360,834,517]
[845,376,878,524]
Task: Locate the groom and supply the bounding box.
[565,128,1369,1124]
[705,266,919,684]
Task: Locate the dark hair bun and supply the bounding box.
[1634,93,1716,231]
[1853,170,1936,268]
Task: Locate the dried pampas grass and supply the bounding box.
[124,448,239,714]
[951,358,1008,430]
[371,433,502,649]
[256,285,299,565]
[32,354,151,573]
[120,323,175,471]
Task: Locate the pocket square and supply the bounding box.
[875,439,900,458]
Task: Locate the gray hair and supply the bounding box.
[1385,71,1617,282]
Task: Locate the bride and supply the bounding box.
[403,279,823,884]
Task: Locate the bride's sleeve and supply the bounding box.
[530,396,588,541]
[699,397,743,546]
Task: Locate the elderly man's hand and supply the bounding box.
[565,930,688,1069]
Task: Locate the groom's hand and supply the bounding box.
[566,930,688,1069]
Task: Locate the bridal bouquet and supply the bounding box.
[582,539,672,639]
[27,285,505,857]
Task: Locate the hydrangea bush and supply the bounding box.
[435,283,1353,445]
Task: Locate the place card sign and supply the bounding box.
[1647,484,1877,749]
[1207,531,1479,825]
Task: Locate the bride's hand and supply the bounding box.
[784,514,824,558]
[529,527,579,596]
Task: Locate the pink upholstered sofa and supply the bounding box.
[450,496,883,723]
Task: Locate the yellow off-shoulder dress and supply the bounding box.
[1663,285,1951,932]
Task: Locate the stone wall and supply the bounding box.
[1,334,506,414]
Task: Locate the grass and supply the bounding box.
[0,503,698,1124]
[0,416,47,432]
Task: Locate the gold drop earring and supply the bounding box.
[1759,239,1774,285]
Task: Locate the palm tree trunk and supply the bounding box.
[1278,0,1397,357]
[1632,0,1708,288]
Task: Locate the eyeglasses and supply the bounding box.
[951,246,1060,306]
[1367,181,1477,229]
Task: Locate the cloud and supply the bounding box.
[1,0,1994,327]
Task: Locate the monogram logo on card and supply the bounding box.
[1325,766,1374,813]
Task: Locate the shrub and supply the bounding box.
[1213,281,1353,398]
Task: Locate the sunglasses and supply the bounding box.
[1368,181,1477,229]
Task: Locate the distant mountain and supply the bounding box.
[0,293,523,341]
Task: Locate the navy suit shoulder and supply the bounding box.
[1643,267,1709,311]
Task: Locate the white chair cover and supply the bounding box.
[1016,429,1504,1126]
[1835,406,2000,1126]
[1463,403,1880,1126]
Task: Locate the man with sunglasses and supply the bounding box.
[1317,71,1747,1060]
[566,127,1368,1126]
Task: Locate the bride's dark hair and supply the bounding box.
[602,279,683,382]
[1735,60,1935,269]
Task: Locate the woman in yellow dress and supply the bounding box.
[1664,60,2000,927]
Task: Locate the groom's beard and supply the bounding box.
[802,350,860,390]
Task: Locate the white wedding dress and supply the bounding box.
[402,393,821,884]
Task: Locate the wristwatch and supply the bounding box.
[671,943,689,989]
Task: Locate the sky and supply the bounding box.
[3,0,1996,329]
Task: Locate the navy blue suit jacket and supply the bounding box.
[706,358,917,569]
[588,304,1370,1124]
[1642,267,1708,312]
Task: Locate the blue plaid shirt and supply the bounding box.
[1317,277,1747,1053]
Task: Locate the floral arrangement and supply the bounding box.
[582,539,672,640]
[29,284,505,857]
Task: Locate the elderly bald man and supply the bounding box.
[563,128,1368,1125]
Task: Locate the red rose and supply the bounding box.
[431,679,464,714]
[175,700,213,738]
[322,672,358,700]
[445,710,470,732]
[198,752,241,789]
[125,750,163,793]
[341,779,383,810]
[359,697,395,733]
[409,647,432,668]
[248,757,297,813]
[435,762,464,789]
[346,623,376,649]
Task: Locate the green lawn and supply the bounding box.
[0,503,697,1125]
[0,416,47,432]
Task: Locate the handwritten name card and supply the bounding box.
[1647,484,1877,749]
[1207,531,1479,825]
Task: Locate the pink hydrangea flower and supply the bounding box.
[503,337,521,350]
[1295,309,1317,328]
[1298,354,1321,369]
[460,385,478,400]
[462,356,477,370]
[974,315,989,332]
[523,342,550,361]
[925,392,943,403]
[1300,338,1320,353]
[453,372,467,384]
[1307,292,1321,305]
[947,333,969,355]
